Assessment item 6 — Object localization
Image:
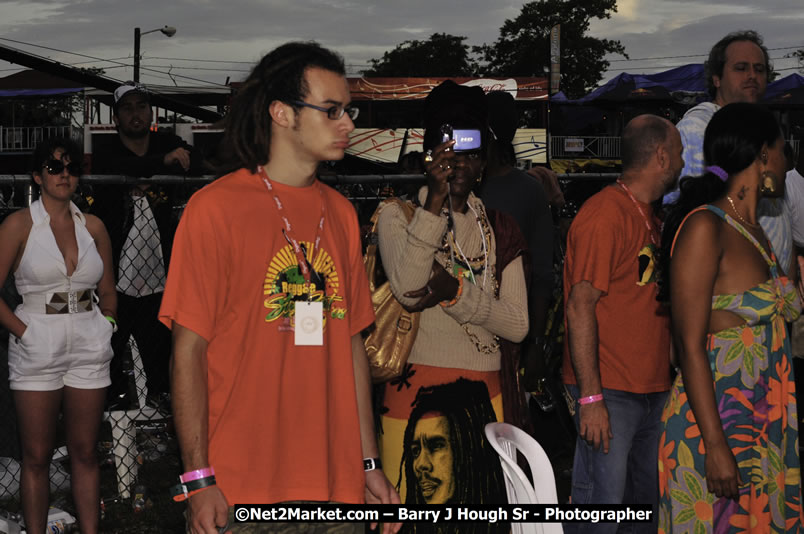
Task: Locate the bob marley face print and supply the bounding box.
[411,413,456,504]
[399,378,507,509]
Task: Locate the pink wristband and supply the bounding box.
[180,467,215,483]
[578,394,603,405]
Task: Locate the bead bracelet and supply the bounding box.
[440,277,464,308]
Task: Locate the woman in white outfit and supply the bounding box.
[0,138,116,534]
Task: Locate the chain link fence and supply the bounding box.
[0,176,201,532]
[0,173,434,532]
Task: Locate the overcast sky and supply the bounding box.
[0,0,802,91]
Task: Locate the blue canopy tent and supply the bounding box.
[0,69,85,95]
[547,65,804,171]
[548,64,708,136]
[764,73,804,107]
[0,87,82,97]
[553,64,804,106]
[552,64,707,104]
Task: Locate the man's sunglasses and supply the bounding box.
[44,159,82,176]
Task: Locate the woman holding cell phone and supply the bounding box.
[373,81,528,531]
[0,138,116,534]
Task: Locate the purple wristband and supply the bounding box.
[180,467,215,483]
[578,394,603,405]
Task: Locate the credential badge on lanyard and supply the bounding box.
[259,166,326,346]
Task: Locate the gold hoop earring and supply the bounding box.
[760,170,777,194]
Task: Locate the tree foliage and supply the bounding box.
[478,0,627,99]
[0,97,73,127]
[364,1,629,100]
[363,33,477,77]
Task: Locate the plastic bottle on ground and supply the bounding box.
[132,484,147,513]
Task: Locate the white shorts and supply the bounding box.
[8,306,114,391]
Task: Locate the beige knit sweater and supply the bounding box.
[376,188,529,372]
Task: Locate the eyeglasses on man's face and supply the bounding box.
[292,100,359,121]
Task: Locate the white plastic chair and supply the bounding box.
[485,422,564,534]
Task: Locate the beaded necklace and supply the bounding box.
[441,201,491,288]
[437,195,500,354]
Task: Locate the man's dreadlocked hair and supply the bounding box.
[214,41,345,175]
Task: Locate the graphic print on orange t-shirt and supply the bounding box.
[637,243,658,287]
[263,240,347,332]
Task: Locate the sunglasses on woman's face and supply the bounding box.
[43,159,82,176]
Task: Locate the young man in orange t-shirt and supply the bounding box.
[159,42,400,534]
[562,115,681,534]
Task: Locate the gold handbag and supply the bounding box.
[363,198,419,383]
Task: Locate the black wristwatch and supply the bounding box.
[363,457,382,472]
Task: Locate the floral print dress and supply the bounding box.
[659,205,803,533]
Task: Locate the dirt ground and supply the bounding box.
[1,420,186,533]
[97,420,186,533]
[0,397,577,533]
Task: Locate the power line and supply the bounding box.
[50,55,244,78]
[79,46,804,69]
[0,37,229,87]
[0,37,134,71]
[0,56,128,74]
[605,54,801,73]
[136,66,228,86]
[606,45,802,63]
[146,56,254,64]
[45,56,133,69]
[140,64,250,73]
[0,36,798,86]
[774,66,804,73]
[608,53,705,63]
[147,55,372,68]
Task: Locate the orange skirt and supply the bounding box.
[378,364,503,503]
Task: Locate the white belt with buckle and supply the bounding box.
[22,290,94,314]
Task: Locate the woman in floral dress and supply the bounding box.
[657,103,802,532]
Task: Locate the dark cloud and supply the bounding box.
[1,0,801,86]
[599,6,803,80]
[5,0,517,52]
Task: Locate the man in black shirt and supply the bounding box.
[479,91,555,393]
[91,82,203,411]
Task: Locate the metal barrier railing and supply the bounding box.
[0,173,449,527]
[0,172,618,206]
